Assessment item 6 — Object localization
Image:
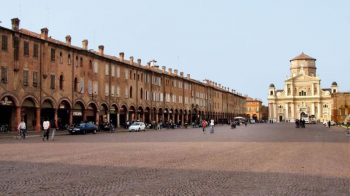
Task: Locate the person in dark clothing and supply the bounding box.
[295,119,299,128]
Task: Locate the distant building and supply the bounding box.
[245,97,262,121]
[268,53,337,122]
[0,18,246,131]
[331,92,350,123]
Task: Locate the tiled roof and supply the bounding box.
[290,52,316,61]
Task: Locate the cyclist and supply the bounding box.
[17,119,27,139]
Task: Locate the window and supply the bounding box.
[105,83,109,96]
[80,57,83,67]
[111,65,115,77]
[93,81,98,95]
[89,60,92,69]
[270,91,273,95]
[93,62,98,73]
[14,37,19,60]
[299,91,306,96]
[116,86,120,97]
[129,86,133,98]
[33,44,38,58]
[116,66,120,78]
[140,88,143,99]
[1,35,8,51]
[33,72,38,87]
[68,54,71,65]
[59,52,63,64]
[1,66,8,83]
[50,75,55,89]
[79,78,84,93]
[105,64,109,75]
[111,85,115,96]
[23,41,29,56]
[125,69,129,79]
[59,75,64,90]
[75,56,78,66]
[23,70,29,86]
[74,77,78,92]
[51,48,55,62]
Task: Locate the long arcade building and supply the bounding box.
[0,18,246,131]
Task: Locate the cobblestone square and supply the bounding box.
[1,124,350,195]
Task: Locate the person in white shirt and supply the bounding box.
[42,119,50,141]
[210,119,215,134]
[17,119,27,139]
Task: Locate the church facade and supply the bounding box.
[268,53,337,123]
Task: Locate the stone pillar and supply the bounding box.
[291,103,295,121]
[317,102,321,119]
[311,103,315,115]
[96,111,99,126]
[83,109,87,121]
[54,109,58,128]
[117,113,120,128]
[285,103,289,121]
[35,108,41,132]
[15,106,21,132]
[69,110,73,125]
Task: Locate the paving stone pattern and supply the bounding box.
[0,123,349,195]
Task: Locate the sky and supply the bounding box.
[1,0,350,105]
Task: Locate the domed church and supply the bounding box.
[267,53,337,123]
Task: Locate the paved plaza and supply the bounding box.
[0,123,350,195]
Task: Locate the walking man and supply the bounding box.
[42,118,50,141]
[210,119,215,134]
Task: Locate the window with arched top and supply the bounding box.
[129,86,133,98]
[59,75,64,90]
[68,54,71,65]
[270,91,273,95]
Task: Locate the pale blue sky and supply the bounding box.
[1,0,350,104]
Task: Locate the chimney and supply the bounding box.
[65,35,71,45]
[129,56,134,64]
[187,74,190,79]
[98,45,104,55]
[40,28,49,40]
[119,52,124,61]
[174,69,178,76]
[137,59,142,66]
[162,66,166,73]
[82,39,88,49]
[168,68,172,75]
[180,72,184,77]
[11,18,20,31]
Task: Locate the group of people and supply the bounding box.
[201,119,215,133]
[16,118,55,141]
[295,119,306,128]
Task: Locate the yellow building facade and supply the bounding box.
[268,53,337,122]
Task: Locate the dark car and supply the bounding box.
[68,122,98,134]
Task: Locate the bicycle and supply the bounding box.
[18,129,27,140]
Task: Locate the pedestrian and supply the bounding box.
[295,119,299,128]
[327,120,331,128]
[210,119,215,134]
[17,118,27,139]
[202,119,207,133]
[42,118,50,141]
[50,119,56,140]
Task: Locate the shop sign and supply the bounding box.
[73,111,82,116]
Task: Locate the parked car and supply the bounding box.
[250,119,256,124]
[128,122,146,132]
[68,122,98,134]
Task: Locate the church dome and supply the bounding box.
[332,81,338,86]
[269,83,275,88]
[290,52,316,62]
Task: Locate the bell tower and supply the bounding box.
[290,52,317,77]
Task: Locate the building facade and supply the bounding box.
[268,53,337,123]
[331,93,350,123]
[0,18,246,131]
[245,97,262,121]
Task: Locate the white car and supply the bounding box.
[128,122,146,132]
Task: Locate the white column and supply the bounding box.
[291,103,295,122]
[285,103,289,121]
[311,83,314,96]
[311,102,315,115]
[317,102,321,119]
